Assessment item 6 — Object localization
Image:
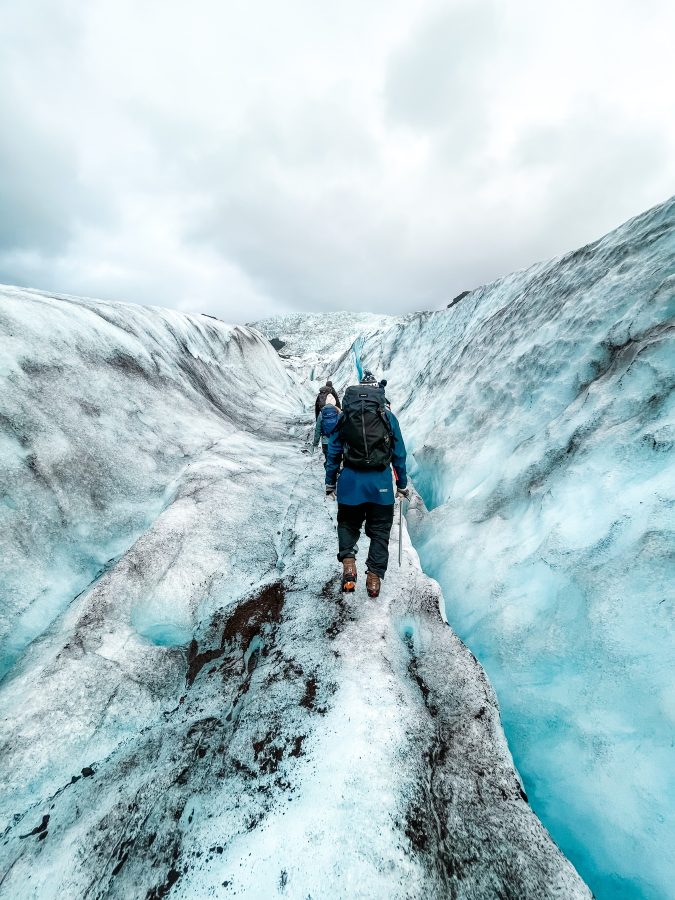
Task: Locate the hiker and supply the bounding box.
[315,380,341,419]
[313,394,340,464]
[324,371,408,598]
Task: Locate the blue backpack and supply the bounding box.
[321,405,340,437]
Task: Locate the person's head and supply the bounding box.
[326,380,333,387]
[325,394,336,406]
[360,371,377,385]
[379,379,387,388]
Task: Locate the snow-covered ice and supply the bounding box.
[254,310,398,401]
[0,287,588,898]
[253,310,396,366]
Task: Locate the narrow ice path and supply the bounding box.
[206,458,427,898]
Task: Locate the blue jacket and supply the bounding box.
[325,410,407,505]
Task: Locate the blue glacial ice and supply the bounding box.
[343,196,675,900]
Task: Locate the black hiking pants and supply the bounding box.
[337,502,395,578]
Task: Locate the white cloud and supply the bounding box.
[0,0,673,321]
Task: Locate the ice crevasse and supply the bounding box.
[0,287,589,897]
[0,196,673,900]
[321,196,674,900]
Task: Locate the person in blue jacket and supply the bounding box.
[325,372,409,598]
[313,394,339,466]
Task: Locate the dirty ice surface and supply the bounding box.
[320,197,674,900]
[0,287,588,898]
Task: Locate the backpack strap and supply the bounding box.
[378,407,393,435]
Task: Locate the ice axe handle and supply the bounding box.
[398,499,403,566]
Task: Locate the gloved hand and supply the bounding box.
[326,484,336,500]
[396,486,410,500]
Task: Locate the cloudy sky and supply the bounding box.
[1,0,674,322]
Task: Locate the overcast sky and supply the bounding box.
[1,0,673,322]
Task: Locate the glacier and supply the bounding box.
[316,196,673,900]
[1,196,672,900]
[0,288,589,897]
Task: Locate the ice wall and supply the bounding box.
[350,197,675,900]
[0,286,300,679]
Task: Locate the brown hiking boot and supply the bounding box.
[366,571,381,598]
[342,559,357,593]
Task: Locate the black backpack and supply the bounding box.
[316,386,332,412]
[339,384,393,470]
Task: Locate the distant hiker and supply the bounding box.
[313,394,340,464]
[315,380,341,419]
[325,371,408,598]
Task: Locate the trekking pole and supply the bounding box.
[398,499,403,566]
